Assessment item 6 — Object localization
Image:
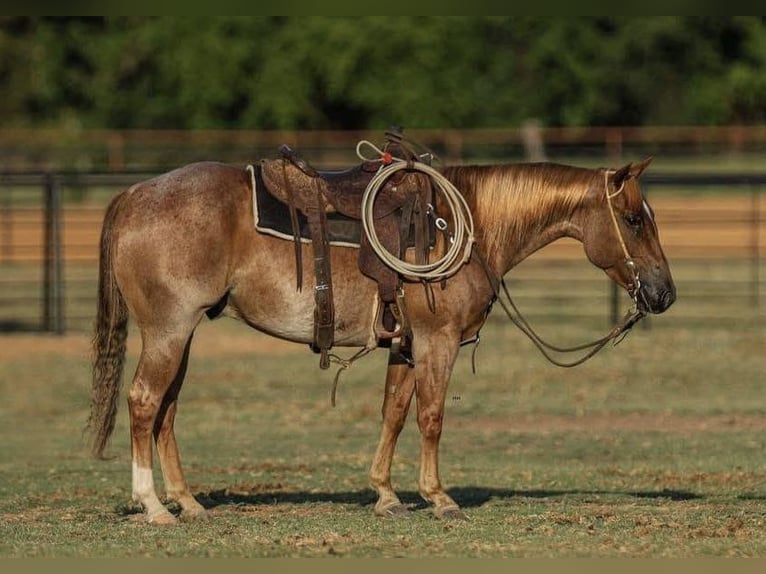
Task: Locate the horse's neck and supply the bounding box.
[460,164,593,277]
[500,214,580,271]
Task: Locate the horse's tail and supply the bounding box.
[87,191,129,459]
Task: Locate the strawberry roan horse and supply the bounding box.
[88,154,675,524]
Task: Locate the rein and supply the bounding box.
[484,267,644,367]
[474,170,645,368]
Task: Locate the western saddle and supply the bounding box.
[258,128,434,368]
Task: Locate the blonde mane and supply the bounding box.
[442,163,598,258]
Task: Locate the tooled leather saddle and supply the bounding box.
[258,128,434,368]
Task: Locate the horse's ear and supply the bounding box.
[611,156,653,190]
[629,156,653,179]
[612,163,631,190]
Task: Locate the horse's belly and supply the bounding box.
[226,263,379,348]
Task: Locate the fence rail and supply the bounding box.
[0,169,764,333]
[3,125,766,171]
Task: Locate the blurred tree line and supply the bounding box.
[1,16,764,130]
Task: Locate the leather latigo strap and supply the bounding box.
[305,179,335,369]
[276,154,335,368]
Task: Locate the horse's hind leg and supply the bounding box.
[153,334,207,521]
[369,354,415,517]
[128,324,198,524]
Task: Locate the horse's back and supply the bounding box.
[120,161,250,216]
[114,160,252,234]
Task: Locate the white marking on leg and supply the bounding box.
[132,461,154,497]
[132,461,169,520]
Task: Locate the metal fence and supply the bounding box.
[0,171,156,332]
[0,168,763,334]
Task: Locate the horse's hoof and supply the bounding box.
[374,502,410,518]
[180,508,210,522]
[434,505,468,521]
[147,511,178,525]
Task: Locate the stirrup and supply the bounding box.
[378,285,413,342]
[373,300,404,341]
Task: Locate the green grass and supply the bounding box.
[0,313,764,557]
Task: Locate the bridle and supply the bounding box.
[604,170,642,308]
[474,169,646,368]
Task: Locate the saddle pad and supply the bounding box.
[248,164,362,248]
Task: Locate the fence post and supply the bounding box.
[1,187,11,263]
[752,186,761,307]
[43,173,65,334]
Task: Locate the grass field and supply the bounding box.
[0,310,764,557]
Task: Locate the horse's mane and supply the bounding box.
[442,163,598,257]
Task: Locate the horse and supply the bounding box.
[87,153,675,524]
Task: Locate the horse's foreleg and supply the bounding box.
[369,355,415,517]
[128,330,194,525]
[414,335,465,520]
[153,335,207,522]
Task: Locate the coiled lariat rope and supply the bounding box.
[356,140,475,282]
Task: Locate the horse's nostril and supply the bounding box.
[661,288,676,310]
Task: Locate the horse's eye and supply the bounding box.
[624,213,642,228]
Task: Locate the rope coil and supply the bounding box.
[356,140,475,282]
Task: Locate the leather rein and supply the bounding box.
[474,169,646,368]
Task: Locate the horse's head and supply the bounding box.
[581,158,676,314]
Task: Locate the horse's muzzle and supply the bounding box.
[637,280,676,314]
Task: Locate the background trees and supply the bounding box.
[1,16,764,130]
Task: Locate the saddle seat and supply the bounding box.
[265,144,418,220]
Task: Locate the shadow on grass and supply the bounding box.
[737,493,766,501]
[194,485,701,512]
